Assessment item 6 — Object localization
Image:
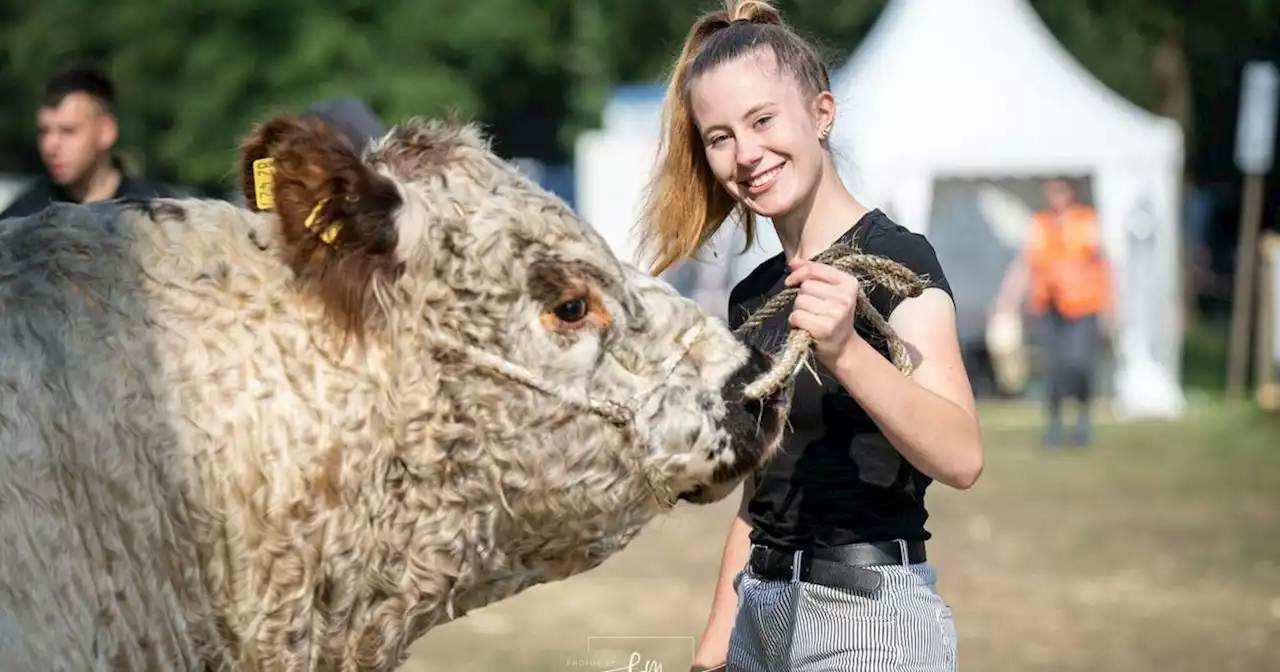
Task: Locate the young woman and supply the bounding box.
[636,2,985,670]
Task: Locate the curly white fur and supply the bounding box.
[0,115,788,671]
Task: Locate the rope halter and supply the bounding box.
[418,321,709,510]
[424,320,706,430]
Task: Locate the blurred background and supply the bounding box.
[1,0,1278,670]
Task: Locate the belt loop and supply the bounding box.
[896,539,909,566]
[790,550,803,583]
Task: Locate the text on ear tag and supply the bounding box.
[252,158,276,210]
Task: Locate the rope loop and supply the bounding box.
[733,243,929,400]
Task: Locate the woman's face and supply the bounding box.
[689,48,832,221]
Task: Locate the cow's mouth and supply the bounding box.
[721,344,791,461]
[677,345,791,505]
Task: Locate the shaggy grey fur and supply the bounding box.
[0,115,788,671]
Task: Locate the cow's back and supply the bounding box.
[0,202,229,670]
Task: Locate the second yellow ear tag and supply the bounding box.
[252,158,276,210]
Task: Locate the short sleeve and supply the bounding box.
[860,224,953,319]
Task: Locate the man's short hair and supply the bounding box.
[42,64,116,116]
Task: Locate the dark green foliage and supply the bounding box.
[0,0,1275,192]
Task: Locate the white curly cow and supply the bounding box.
[0,114,790,671]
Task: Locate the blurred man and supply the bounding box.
[994,179,1115,449]
[1,64,173,219]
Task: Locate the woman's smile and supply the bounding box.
[743,161,785,195]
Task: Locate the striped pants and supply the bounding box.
[726,559,957,671]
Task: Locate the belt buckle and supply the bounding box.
[790,549,803,583]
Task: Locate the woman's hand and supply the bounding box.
[785,256,863,369]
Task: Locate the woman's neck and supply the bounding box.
[772,159,870,261]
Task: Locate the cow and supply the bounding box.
[0,114,791,671]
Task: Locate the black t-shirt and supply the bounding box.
[727,209,954,551]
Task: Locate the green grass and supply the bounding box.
[1179,310,1233,393]
[932,401,1280,671]
[404,400,1280,672]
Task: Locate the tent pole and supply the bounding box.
[1226,172,1266,401]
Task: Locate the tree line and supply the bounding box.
[0,0,1276,195]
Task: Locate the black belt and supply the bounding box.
[747,540,927,593]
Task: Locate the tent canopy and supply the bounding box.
[830,0,1182,178]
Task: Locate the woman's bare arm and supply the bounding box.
[689,477,754,671]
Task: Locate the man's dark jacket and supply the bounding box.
[1,163,181,220]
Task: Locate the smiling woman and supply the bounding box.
[636,1,984,671]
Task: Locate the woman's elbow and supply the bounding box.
[944,436,985,491]
[950,458,983,490]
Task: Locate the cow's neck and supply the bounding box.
[161,321,422,668]
[185,433,478,669]
[158,294,554,668]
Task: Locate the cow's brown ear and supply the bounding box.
[238,113,405,341]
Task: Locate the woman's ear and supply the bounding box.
[812,91,836,140]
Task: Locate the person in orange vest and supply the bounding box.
[994,179,1115,448]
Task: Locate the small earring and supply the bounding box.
[819,126,831,139]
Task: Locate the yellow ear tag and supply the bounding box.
[304,197,342,245]
[252,158,276,210]
[318,224,341,245]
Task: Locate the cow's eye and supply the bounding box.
[554,298,588,323]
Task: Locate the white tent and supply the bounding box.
[828,0,1187,418]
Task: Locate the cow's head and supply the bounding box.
[238,114,789,596]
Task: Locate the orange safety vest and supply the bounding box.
[1025,205,1111,319]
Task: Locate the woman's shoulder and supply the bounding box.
[855,210,953,299]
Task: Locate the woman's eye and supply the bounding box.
[554,298,588,323]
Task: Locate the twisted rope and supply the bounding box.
[420,323,706,512]
[735,243,928,400]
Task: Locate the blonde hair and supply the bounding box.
[637,0,833,276]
